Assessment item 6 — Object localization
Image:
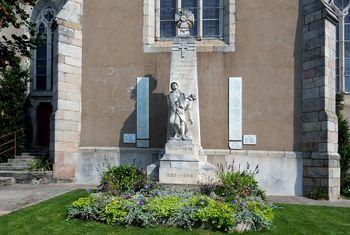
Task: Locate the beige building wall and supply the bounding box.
[80,0,303,151]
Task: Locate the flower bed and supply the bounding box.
[67,164,274,233]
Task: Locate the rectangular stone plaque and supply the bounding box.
[123,134,136,144]
[170,162,189,169]
[229,141,242,150]
[137,77,149,140]
[137,139,149,148]
[243,135,257,145]
[229,77,242,149]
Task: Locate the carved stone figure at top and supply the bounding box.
[175,9,195,37]
[168,82,196,140]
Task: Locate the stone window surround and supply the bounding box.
[30,0,66,94]
[143,0,236,53]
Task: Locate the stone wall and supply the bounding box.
[301,0,340,200]
[80,0,303,151]
[52,0,83,180]
[76,147,303,196]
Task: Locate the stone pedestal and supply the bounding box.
[159,139,215,184]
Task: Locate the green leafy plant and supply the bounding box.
[28,155,53,171]
[0,0,38,69]
[68,163,274,233]
[191,196,236,232]
[98,164,149,194]
[147,196,185,220]
[216,163,266,200]
[104,197,128,225]
[309,188,329,200]
[336,92,350,197]
[0,65,29,162]
[341,177,350,198]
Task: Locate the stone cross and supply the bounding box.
[177,42,189,58]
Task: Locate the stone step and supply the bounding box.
[0,171,54,184]
[0,162,31,171]
[8,158,36,163]
[0,177,15,186]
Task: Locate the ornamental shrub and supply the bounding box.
[68,164,274,233]
[216,163,266,199]
[99,164,149,194]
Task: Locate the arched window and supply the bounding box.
[33,6,57,91]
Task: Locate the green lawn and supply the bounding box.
[0,190,349,235]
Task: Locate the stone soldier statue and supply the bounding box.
[168,82,196,140]
[175,9,195,37]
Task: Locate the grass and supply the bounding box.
[0,190,349,235]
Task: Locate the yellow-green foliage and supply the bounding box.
[71,195,96,209]
[104,197,128,225]
[246,201,274,222]
[190,196,236,232]
[147,196,185,218]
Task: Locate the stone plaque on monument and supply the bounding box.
[158,9,215,184]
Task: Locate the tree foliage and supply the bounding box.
[0,0,37,69]
[336,92,350,195]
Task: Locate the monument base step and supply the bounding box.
[158,159,215,185]
[0,177,15,186]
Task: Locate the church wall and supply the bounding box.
[80,0,303,151]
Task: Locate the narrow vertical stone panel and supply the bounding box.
[229,77,242,150]
[137,77,150,148]
[52,0,83,180]
[302,0,340,200]
[169,38,201,146]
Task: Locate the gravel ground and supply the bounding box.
[0,184,88,216]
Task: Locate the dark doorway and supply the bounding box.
[37,102,52,147]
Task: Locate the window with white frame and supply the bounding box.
[159,0,223,40]
[144,0,235,53]
[32,6,57,91]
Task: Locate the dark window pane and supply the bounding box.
[346,42,350,57]
[346,76,350,92]
[346,15,350,23]
[39,23,46,33]
[203,8,219,19]
[337,75,340,91]
[160,8,176,20]
[36,45,47,59]
[160,21,176,39]
[345,59,350,74]
[336,42,339,58]
[334,0,343,8]
[203,20,219,38]
[36,59,46,67]
[337,59,339,75]
[337,26,339,41]
[36,66,46,75]
[345,24,350,39]
[44,10,54,22]
[182,0,197,8]
[189,20,198,37]
[36,75,47,90]
[161,0,176,9]
[203,0,219,8]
